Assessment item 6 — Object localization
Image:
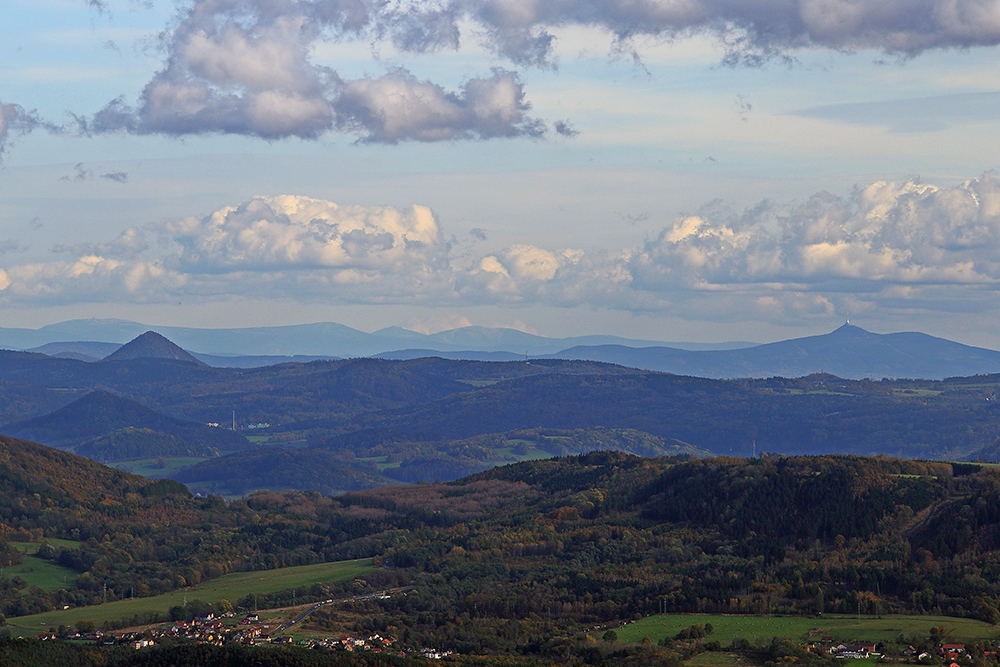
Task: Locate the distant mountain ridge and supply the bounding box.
[6,319,1000,380]
[0,318,751,358]
[551,323,1000,380]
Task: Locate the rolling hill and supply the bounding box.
[174,447,397,495]
[6,327,1000,494]
[0,390,249,454]
[309,371,1000,463]
[0,433,160,506]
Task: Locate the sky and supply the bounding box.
[3,0,1000,347]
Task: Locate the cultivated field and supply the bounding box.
[617,613,1000,645]
[5,558,373,634]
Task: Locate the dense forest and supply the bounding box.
[6,347,1000,491]
[5,436,1000,666]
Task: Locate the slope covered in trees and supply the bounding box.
[76,428,222,462]
[311,372,1000,461]
[174,447,396,495]
[6,440,1000,647]
[8,340,1000,492]
[103,331,206,365]
[1,391,248,454]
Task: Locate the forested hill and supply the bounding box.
[10,338,1000,492]
[6,442,1000,662]
[103,331,206,365]
[1,391,249,454]
[393,453,1000,625]
[0,434,155,506]
[313,371,1000,461]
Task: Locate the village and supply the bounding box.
[823,639,997,665]
[33,610,451,660]
[31,611,999,667]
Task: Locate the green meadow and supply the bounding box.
[5,558,373,634]
[617,614,1000,645]
[6,541,84,593]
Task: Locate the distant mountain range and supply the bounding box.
[552,323,1000,380]
[11,319,1000,380]
[5,327,1000,494]
[4,318,750,359]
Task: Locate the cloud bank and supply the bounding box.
[461,0,1000,66]
[1,195,451,304]
[7,174,1000,324]
[84,0,1000,142]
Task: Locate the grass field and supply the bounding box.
[5,558,374,634]
[617,614,1000,645]
[497,440,557,462]
[2,557,78,593]
[892,389,943,397]
[12,539,82,554]
[358,455,402,471]
[6,541,85,593]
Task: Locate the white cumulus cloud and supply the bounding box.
[161,195,448,276]
[7,175,1000,324]
[334,68,543,143]
[0,195,453,305]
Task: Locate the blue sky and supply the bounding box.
[3,0,1000,347]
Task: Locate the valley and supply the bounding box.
[4,328,1000,495]
[2,327,1000,665]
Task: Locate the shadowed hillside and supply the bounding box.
[104,331,206,365]
[1,390,249,453]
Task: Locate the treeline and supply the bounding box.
[341,453,1000,655]
[0,436,403,618]
[12,438,1000,664]
[77,427,221,462]
[308,371,1000,463]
